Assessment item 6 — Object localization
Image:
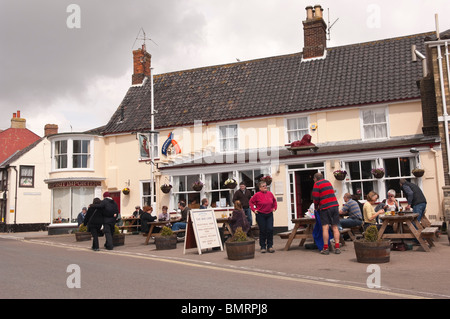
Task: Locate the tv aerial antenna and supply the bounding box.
[132,27,159,50]
[327,8,339,41]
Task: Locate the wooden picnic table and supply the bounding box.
[216,217,233,236]
[378,213,431,252]
[118,217,140,233]
[282,218,316,251]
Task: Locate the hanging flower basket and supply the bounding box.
[371,168,385,179]
[412,168,425,178]
[192,181,204,191]
[160,184,172,194]
[259,175,272,185]
[333,170,347,181]
[122,187,130,195]
[224,179,237,189]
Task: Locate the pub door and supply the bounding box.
[288,169,318,229]
[110,191,121,214]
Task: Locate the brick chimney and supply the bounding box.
[302,5,327,60]
[11,110,26,129]
[132,44,151,85]
[44,124,58,136]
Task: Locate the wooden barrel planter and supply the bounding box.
[155,235,177,250]
[354,240,391,263]
[113,233,125,246]
[225,239,255,260]
[75,232,92,242]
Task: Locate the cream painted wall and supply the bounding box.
[7,139,52,224]
[389,101,423,137]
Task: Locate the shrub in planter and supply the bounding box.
[155,226,177,250]
[112,225,125,246]
[354,225,390,263]
[75,224,92,242]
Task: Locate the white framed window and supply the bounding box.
[173,174,201,209]
[286,117,309,143]
[51,137,93,171]
[361,107,389,140]
[344,156,418,201]
[54,140,68,169]
[219,124,238,152]
[19,165,35,188]
[205,172,234,208]
[141,180,156,207]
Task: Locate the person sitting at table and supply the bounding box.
[339,193,363,229]
[158,205,170,221]
[140,205,157,234]
[200,198,209,209]
[172,200,190,232]
[363,191,385,230]
[375,189,400,213]
[132,206,144,218]
[229,200,250,234]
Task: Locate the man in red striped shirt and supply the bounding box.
[312,172,341,255]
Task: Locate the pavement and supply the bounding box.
[2,229,450,299]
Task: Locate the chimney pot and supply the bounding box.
[13,113,16,118]
[314,5,323,19]
[305,6,314,20]
[17,110,20,118]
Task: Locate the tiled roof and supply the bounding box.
[0,128,41,165]
[102,31,435,135]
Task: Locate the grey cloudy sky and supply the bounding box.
[0,0,449,136]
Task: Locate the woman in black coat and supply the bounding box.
[84,198,104,251]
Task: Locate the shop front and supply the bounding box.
[45,179,104,234]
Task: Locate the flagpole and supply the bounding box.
[150,67,155,211]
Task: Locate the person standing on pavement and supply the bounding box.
[249,181,277,253]
[400,179,427,221]
[84,198,103,251]
[232,182,253,226]
[91,192,119,250]
[312,172,341,255]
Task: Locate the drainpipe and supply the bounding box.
[436,44,450,176]
[9,166,18,228]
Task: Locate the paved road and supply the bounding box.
[2,235,449,303]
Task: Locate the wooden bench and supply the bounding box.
[340,228,355,241]
[420,227,439,247]
[118,225,139,233]
[278,228,305,239]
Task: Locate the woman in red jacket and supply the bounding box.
[249,181,277,253]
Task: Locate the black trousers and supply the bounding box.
[103,222,115,249]
[88,223,102,249]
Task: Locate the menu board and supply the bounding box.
[184,209,223,255]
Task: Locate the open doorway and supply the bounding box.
[294,170,316,218]
[288,164,324,229]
